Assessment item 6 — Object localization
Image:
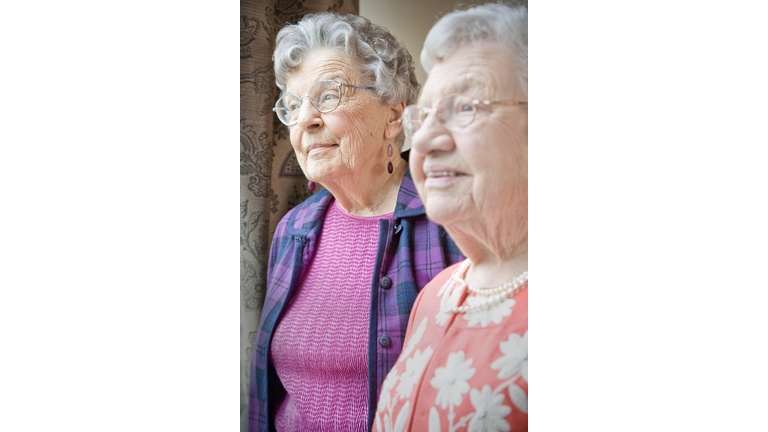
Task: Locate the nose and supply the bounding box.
[295,97,323,132]
[411,110,454,156]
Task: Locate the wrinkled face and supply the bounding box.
[285,48,391,184]
[410,42,528,229]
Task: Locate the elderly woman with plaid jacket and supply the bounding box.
[248,12,463,432]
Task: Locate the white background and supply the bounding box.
[2,0,768,430]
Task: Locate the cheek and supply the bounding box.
[470,121,525,168]
[471,145,527,207]
[331,109,380,161]
[350,96,387,131]
[409,150,427,196]
[341,111,375,144]
[409,150,426,181]
[289,128,307,165]
[289,127,301,151]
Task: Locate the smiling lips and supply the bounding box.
[423,169,467,187]
[426,171,463,178]
[306,143,336,155]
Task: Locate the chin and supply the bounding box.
[305,162,339,184]
[423,200,459,228]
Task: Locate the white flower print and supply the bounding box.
[400,317,428,360]
[393,400,410,432]
[429,351,476,409]
[378,369,399,412]
[428,407,441,432]
[521,359,528,383]
[463,297,515,328]
[507,383,528,414]
[468,385,512,432]
[435,309,451,326]
[396,346,434,399]
[490,331,528,381]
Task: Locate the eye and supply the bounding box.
[460,103,473,112]
[322,89,340,101]
[288,102,301,112]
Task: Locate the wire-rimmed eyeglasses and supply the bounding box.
[273,79,376,126]
[401,94,527,137]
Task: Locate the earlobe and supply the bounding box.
[385,102,406,140]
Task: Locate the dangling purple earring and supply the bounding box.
[307,181,316,192]
[387,140,394,174]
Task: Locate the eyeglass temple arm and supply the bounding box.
[339,83,376,90]
[479,100,527,106]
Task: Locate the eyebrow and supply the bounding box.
[285,75,345,96]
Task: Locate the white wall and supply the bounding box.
[360,0,492,89]
[359,0,492,149]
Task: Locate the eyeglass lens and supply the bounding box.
[404,94,476,136]
[274,80,342,125]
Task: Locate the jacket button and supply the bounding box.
[379,336,392,348]
[380,276,392,290]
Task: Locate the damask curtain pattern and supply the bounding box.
[240,0,359,429]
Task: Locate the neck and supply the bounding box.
[321,155,407,217]
[446,223,528,288]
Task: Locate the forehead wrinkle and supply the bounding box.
[421,48,516,105]
[286,67,347,95]
[421,74,491,106]
[447,76,491,97]
[285,50,361,95]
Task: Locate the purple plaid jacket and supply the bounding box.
[248,168,463,431]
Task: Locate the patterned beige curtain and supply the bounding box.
[240,0,359,429]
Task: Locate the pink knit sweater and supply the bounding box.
[269,200,393,431]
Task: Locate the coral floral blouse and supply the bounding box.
[374,260,528,432]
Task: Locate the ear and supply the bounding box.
[384,101,406,140]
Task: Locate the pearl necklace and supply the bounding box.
[440,259,528,314]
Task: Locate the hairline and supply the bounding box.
[420,4,528,96]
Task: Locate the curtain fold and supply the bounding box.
[240,0,359,429]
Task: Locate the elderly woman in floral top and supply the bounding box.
[248,12,463,432]
[374,4,529,432]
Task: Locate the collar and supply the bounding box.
[286,166,425,237]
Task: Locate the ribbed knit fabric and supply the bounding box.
[270,200,393,431]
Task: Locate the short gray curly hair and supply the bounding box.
[273,12,419,108]
[421,3,527,95]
